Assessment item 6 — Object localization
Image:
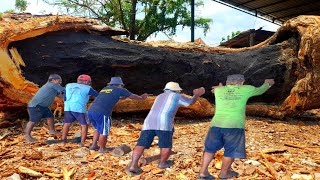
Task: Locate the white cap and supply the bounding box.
[164,82,182,91]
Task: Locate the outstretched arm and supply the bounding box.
[128,93,148,100]
[252,79,275,96]
[190,87,206,105]
[211,82,223,93]
[265,79,275,86]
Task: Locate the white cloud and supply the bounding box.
[26,0,61,15]
[0,0,15,12]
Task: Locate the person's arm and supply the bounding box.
[251,79,274,96]
[128,93,148,100]
[211,83,223,94]
[189,87,205,105]
[57,88,65,99]
[53,84,65,96]
[88,88,99,97]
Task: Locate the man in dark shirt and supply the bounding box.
[88,77,148,153]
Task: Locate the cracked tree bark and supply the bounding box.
[1,13,320,122]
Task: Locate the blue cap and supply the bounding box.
[108,77,124,85]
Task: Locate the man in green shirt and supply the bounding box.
[198,74,274,180]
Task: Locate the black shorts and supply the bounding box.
[28,105,54,123]
[137,130,174,148]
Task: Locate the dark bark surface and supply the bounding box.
[10,30,296,103]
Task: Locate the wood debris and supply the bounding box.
[43,172,63,178]
[18,166,42,177]
[0,117,319,179]
[62,167,76,180]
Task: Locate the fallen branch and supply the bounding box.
[262,148,287,154]
[260,151,278,180]
[284,143,320,153]
[0,132,11,140]
[18,166,42,177]
[0,149,11,156]
[0,160,9,167]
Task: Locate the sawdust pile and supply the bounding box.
[0,117,319,179]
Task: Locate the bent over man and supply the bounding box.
[88,77,148,153]
[62,74,98,146]
[25,74,65,143]
[127,82,205,176]
[198,74,274,180]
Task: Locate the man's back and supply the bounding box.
[64,83,91,113]
[142,90,193,131]
[28,82,64,107]
[89,85,131,116]
[212,84,270,128]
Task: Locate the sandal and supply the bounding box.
[125,168,143,176]
[218,170,238,179]
[199,174,215,180]
[158,160,174,169]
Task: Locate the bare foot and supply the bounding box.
[49,130,61,135]
[25,135,38,143]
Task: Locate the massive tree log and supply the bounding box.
[0,13,320,121]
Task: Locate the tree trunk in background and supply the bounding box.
[129,0,137,40]
[10,30,294,103]
[1,14,320,123]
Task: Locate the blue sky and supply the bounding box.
[0,0,279,46]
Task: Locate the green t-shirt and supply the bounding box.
[211,83,271,128]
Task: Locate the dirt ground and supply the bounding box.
[0,116,319,180]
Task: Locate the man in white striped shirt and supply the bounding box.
[126,82,205,176]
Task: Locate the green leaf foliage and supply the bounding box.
[15,0,28,12]
[220,30,241,43]
[43,0,212,41]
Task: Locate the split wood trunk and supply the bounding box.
[1,13,320,123]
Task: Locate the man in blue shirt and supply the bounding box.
[25,74,65,143]
[88,77,148,153]
[62,74,99,146]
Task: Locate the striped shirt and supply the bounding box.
[142,90,194,131]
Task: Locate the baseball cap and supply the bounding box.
[77,74,92,81]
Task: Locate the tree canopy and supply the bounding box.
[15,0,28,12]
[43,0,212,41]
[220,30,241,43]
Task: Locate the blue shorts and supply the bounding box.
[137,130,174,148]
[64,111,88,125]
[204,127,246,158]
[88,111,111,136]
[28,105,54,123]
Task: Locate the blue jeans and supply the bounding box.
[204,127,246,158]
[137,130,174,148]
[28,105,53,123]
